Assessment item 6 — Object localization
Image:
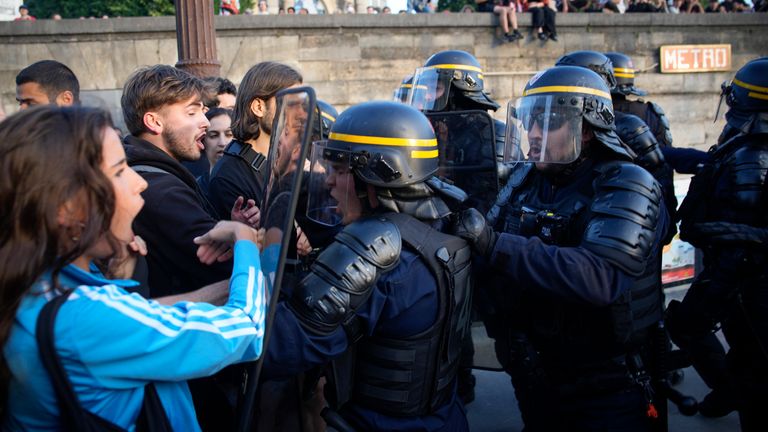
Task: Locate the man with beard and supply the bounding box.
[121,65,230,298]
[207,62,302,221]
[121,65,253,430]
[454,66,669,431]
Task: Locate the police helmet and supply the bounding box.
[604,52,647,97]
[555,51,618,91]
[722,58,768,133]
[307,101,444,225]
[504,66,631,164]
[410,50,500,112]
[320,101,438,188]
[313,99,338,141]
[393,75,414,104]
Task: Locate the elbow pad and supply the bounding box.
[288,217,401,335]
[582,163,663,276]
[615,113,665,172]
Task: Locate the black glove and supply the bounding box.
[693,222,768,247]
[452,208,498,258]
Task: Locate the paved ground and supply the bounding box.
[466,284,741,431]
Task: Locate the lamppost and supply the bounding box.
[174,0,221,78]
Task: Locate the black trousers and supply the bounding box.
[530,7,556,35]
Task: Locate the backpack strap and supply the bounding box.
[36,290,172,432]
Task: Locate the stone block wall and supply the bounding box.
[1,13,767,149]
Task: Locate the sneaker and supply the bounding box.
[549,33,558,42]
[504,32,521,42]
[698,390,736,418]
[537,32,547,41]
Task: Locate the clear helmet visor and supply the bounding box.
[504,95,583,165]
[407,67,452,112]
[393,84,412,103]
[306,140,352,227]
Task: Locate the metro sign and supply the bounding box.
[660,44,732,73]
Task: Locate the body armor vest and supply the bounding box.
[679,133,768,273]
[335,213,473,417]
[614,98,673,149]
[494,160,663,365]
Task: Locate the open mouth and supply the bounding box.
[195,133,206,151]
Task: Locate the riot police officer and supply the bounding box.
[455,66,669,431]
[409,50,510,188]
[605,52,674,149]
[409,50,506,402]
[556,50,678,242]
[264,101,472,431]
[670,57,768,429]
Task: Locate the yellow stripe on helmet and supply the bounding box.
[748,91,768,101]
[734,78,768,95]
[424,64,483,73]
[329,132,437,147]
[411,149,439,159]
[320,111,336,122]
[614,72,636,79]
[400,84,413,89]
[613,67,635,74]
[523,85,612,99]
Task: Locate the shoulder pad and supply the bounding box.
[615,113,664,171]
[649,102,667,118]
[728,143,768,211]
[336,217,402,271]
[582,163,663,275]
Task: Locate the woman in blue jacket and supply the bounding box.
[0,106,267,431]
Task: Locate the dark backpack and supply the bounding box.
[35,290,172,432]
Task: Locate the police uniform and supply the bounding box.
[671,58,768,428]
[558,51,677,242]
[455,67,668,431]
[264,101,472,431]
[605,52,674,149]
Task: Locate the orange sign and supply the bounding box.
[660,44,731,73]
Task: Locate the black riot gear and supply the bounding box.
[393,74,414,104]
[605,52,647,97]
[721,57,768,135]
[412,50,500,112]
[505,66,632,164]
[461,62,669,431]
[614,113,665,172]
[300,100,474,425]
[326,101,438,187]
[606,52,673,148]
[313,99,338,141]
[555,50,618,90]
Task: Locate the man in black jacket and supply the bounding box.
[120,65,232,298]
[208,62,303,221]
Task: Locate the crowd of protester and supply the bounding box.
[8,0,765,20]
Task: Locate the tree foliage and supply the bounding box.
[438,0,474,12]
[26,0,176,19]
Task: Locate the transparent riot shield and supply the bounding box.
[426,110,500,215]
[236,87,317,432]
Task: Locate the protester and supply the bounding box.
[208,62,301,222]
[0,105,266,430]
[15,60,79,110]
[198,107,234,194]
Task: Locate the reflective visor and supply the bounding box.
[408,67,452,112]
[504,95,583,164]
[306,140,349,227]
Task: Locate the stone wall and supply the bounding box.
[1,13,767,149]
